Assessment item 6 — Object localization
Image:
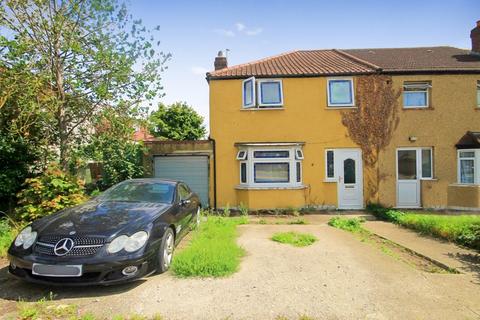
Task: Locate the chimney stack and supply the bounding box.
[214,50,228,70]
[471,20,480,54]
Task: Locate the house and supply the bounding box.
[207,21,480,210]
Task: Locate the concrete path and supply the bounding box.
[363,220,480,282]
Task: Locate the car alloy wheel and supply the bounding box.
[163,232,174,269]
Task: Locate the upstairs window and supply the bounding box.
[327,78,354,107]
[403,82,431,108]
[477,81,480,107]
[242,77,283,108]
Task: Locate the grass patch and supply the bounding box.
[327,216,363,232]
[271,231,317,247]
[0,218,20,257]
[171,215,247,277]
[367,204,480,250]
[287,218,308,225]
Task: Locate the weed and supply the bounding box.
[271,231,317,247]
[258,219,267,225]
[222,204,231,217]
[287,218,307,225]
[328,217,363,232]
[238,203,249,216]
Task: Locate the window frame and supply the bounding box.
[325,149,336,181]
[257,79,284,107]
[420,148,433,179]
[457,149,480,185]
[327,77,355,108]
[242,77,256,108]
[403,81,431,109]
[476,80,480,108]
[236,146,303,188]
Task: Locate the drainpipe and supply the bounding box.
[209,136,217,210]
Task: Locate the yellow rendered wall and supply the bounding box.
[378,74,480,208]
[447,184,480,209]
[209,77,356,209]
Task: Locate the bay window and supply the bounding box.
[236,145,303,188]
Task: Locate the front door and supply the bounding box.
[396,149,421,208]
[336,149,363,209]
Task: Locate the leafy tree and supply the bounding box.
[149,102,206,140]
[77,106,145,189]
[0,0,170,168]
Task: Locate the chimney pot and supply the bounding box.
[471,20,480,54]
[214,50,228,70]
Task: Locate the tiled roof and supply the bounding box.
[343,46,480,72]
[207,50,377,79]
[207,46,480,79]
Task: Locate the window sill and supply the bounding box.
[420,178,438,181]
[235,185,306,190]
[323,179,337,183]
[240,107,285,111]
[402,106,431,110]
[326,106,356,110]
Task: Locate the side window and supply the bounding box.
[178,184,190,200]
[325,149,335,180]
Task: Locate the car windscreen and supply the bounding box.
[98,181,175,204]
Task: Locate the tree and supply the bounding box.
[76,105,145,189]
[0,0,170,168]
[148,102,206,140]
[341,74,401,203]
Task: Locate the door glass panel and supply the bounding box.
[398,150,417,180]
[343,158,356,184]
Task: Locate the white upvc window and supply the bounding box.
[242,77,256,108]
[242,78,283,109]
[420,148,433,179]
[403,81,431,109]
[476,80,480,107]
[458,149,480,184]
[325,149,335,181]
[236,146,303,188]
[327,78,355,107]
[258,79,283,107]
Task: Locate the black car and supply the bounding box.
[7,178,201,286]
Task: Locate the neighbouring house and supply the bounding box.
[207,21,480,210]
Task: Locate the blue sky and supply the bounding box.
[131,0,479,128]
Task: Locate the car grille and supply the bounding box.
[34,235,106,257]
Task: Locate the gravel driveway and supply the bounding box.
[1,223,480,319]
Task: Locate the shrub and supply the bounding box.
[366,202,391,220]
[0,218,20,257]
[15,165,87,222]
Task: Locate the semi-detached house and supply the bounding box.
[206,21,480,211]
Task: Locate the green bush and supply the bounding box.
[15,165,87,222]
[0,219,18,257]
[366,203,391,220]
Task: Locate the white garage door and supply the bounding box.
[154,155,209,207]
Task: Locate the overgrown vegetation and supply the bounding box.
[367,204,480,250]
[328,217,363,232]
[171,214,247,277]
[15,166,86,222]
[0,218,19,257]
[271,232,317,247]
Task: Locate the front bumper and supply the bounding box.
[7,251,157,286]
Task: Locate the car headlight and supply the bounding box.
[14,226,37,249]
[107,231,148,254]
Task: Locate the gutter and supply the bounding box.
[208,136,217,210]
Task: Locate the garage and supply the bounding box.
[154,155,209,207]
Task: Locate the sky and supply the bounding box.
[130,0,480,129]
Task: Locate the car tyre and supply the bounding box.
[157,228,175,274]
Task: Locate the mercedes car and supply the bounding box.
[7,178,201,286]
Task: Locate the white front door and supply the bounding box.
[336,149,363,209]
[396,149,421,208]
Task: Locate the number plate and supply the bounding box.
[32,263,83,277]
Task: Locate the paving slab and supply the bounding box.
[363,220,480,280]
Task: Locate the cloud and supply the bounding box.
[191,66,209,75]
[213,29,235,37]
[235,23,246,32]
[245,27,263,36]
